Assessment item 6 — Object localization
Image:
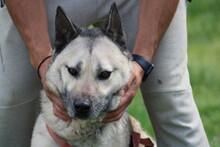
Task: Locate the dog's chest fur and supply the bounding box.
[32,91,131,147]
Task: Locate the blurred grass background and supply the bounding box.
[128,0,220,146]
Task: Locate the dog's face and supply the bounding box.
[46,4,132,120]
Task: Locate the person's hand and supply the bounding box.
[102,61,144,123]
[39,58,71,121]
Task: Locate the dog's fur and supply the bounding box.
[31,3,151,147]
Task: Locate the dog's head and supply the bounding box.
[46,3,132,121]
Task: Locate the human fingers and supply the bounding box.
[44,85,71,121]
[39,58,71,121]
[103,75,137,122]
[102,86,137,123]
[103,62,143,123]
[102,107,126,123]
[52,103,72,121]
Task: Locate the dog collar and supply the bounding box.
[46,124,72,147]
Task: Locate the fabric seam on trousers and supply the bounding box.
[0,96,38,108]
[142,88,192,94]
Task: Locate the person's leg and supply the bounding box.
[0,7,41,147]
[140,0,209,146]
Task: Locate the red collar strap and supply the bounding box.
[46,124,72,147]
[46,124,154,147]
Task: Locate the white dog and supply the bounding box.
[31,3,154,147]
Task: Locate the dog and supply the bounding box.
[31,3,154,147]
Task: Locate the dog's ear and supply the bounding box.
[102,3,127,49]
[55,6,80,54]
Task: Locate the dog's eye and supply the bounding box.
[98,71,111,80]
[67,67,79,77]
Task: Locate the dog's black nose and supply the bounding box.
[74,99,91,117]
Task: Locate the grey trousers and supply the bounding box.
[140,1,209,146]
[0,0,209,146]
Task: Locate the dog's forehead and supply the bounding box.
[58,35,126,66]
[92,37,126,59]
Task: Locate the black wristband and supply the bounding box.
[132,54,154,81]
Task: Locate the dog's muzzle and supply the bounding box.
[73,99,91,119]
[73,99,92,118]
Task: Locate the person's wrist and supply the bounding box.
[132,54,154,81]
[28,44,53,69]
[132,61,145,79]
[37,55,52,79]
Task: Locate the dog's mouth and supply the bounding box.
[60,90,121,121]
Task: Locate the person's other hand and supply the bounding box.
[39,57,71,121]
[102,61,144,123]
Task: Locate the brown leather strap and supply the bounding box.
[131,131,154,147]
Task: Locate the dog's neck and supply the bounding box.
[45,115,105,144]
[46,121,154,147]
[46,122,105,147]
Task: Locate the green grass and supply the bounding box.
[127,90,155,138]
[188,1,220,146]
[128,1,220,146]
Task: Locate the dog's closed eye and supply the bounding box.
[66,62,82,78]
[67,67,79,77]
[97,71,111,80]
